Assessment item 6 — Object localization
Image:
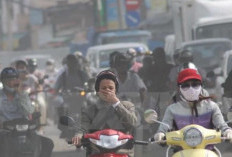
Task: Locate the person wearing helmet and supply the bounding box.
[54,54,89,92]
[154,68,232,146]
[0,67,54,157]
[109,51,120,73]
[27,58,38,73]
[53,54,90,137]
[14,59,40,93]
[71,70,137,156]
[148,47,173,120]
[127,48,143,73]
[26,58,46,85]
[113,52,147,105]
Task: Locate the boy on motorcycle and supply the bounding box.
[72,70,137,156]
[154,68,232,147]
[0,67,54,157]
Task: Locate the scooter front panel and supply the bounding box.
[172,149,218,157]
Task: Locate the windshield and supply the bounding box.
[196,22,232,40]
[98,48,131,68]
[184,42,231,71]
[101,35,149,45]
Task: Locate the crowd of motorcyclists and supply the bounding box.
[0,45,232,157]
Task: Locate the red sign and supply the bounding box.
[126,0,140,11]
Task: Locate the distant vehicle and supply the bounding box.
[179,38,232,73]
[216,50,232,94]
[194,16,232,41]
[93,29,152,47]
[221,50,232,80]
[86,43,149,75]
[172,0,232,48]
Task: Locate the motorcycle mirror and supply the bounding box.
[144,109,158,124]
[59,116,76,127]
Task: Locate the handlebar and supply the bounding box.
[134,140,149,145]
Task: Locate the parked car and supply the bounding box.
[86,42,149,75]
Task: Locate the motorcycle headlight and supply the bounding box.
[80,91,86,96]
[16,124,29,131]
[29,124,37,130]
[184,127,202,147]
[89,135,128,149]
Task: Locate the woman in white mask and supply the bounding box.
[154,68,232,147]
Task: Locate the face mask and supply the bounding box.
[4,84,16,93]
[180,86,202,102]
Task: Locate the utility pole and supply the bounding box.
[0,0,3,51]
[5,0,13,51]
[117,0,126,29]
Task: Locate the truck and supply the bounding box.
[171,0,232,48]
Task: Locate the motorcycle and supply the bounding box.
[144,109,230,157]
[1,112,41,157]
[58,85,92,139]
[59,115,149,157]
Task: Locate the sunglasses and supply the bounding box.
[180,81,202,90]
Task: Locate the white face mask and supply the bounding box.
[180,86,202,102]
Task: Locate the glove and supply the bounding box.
[154,132,165,143]
[223,129,232,142]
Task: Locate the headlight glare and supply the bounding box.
[89,135,128,149]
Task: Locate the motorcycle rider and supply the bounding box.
[148,47,173,120]
[154,68,232,149]
[14,59,40,94]
[53,54,89,137]
[114,52,147,105]
[0,67,54,157]
[72,70,137,156]
[27,58,45,84]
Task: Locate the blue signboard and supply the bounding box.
[106,0,118,22]
[126,10,141,28]
[106,0,119,29]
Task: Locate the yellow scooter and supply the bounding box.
[144,109,229,157]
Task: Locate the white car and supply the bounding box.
[86,43,149,75]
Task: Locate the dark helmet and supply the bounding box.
[179,49,193,63]
[173,48,181,60]
[109,51,120,68]
[179,62,198,73]
[27,58,37,68]
[95,70,119,93]
[114,52,133,69]
[152,47,165,57]
[0,67,19,82]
